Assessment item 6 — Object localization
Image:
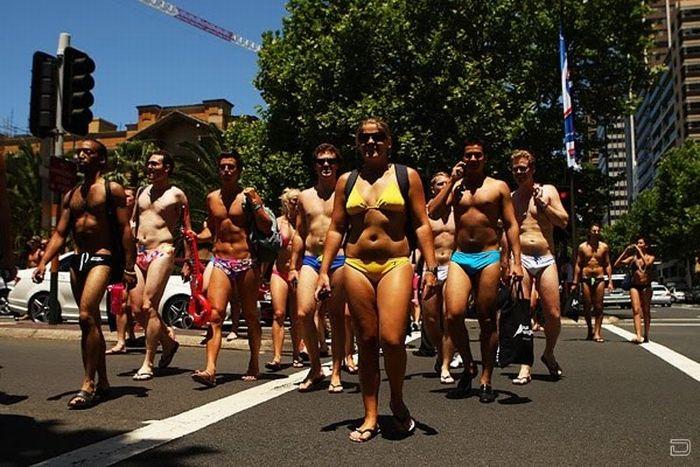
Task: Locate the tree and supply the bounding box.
[104,140,156,188]
[604,141,700,261]
[255,0,650,189]
[4,143,43,257]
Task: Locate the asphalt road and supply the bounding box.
[1,305,698,466]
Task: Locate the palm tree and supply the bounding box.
[5,143,42,257]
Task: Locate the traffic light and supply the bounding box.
[61,46,95,136]
[29,51,57,138]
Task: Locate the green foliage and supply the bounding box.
[604,141,700,260]
[256,0,650,187]
[4,143,43,254]
[104,140,156,188]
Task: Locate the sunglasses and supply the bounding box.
[315,158,339,166]
[358,132,387,144]
[511,165,530,174]
[219,163,238,171]
[77,148,97,155]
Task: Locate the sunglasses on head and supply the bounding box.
[358,132,387,144]
[511,165,530,174]
[315,158,339,166]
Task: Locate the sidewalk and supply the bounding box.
[0,318,276,352]
[0,315,617,349]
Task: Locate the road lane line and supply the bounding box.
[617,323,700,327]
[603,324,700,383]
[35,332,422,466]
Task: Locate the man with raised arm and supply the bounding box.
[573,224,613,342]
[509,149,569,384]
[130,150,189,380]
[33,139,136,409]
[191,151,272,387]
[428,140,523,403]
[289,143,349,393]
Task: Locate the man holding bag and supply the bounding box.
[192,151,273,387]
[508,150,569,384]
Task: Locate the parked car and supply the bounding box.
[651,283,673,307]
[603,274,631,308]
[8,253,192,326]
[665,283,688,303]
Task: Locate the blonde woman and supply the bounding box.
[266,188,303,370]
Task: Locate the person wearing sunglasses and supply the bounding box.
[315,118,438,443]
[508,149,568,385]
[289,143,353,393]
[33,139,137,409]
[428,139,523,403]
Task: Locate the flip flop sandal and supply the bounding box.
[594,337,605,343]
[512,375,532,385]
[292,359,304,368]
[105,346,127,355]
[350,426,380,443]
[342,364,358,375]
[192,370,217,387]
[440,374,455,385]
[540,355,563,377]
[158,341,180,369]
[133,370,154,381]
[328,383,344,393]
[265,361,283,371]
[390,402,416,434]
[298,375,325,393]
[68,390,100,410]
[241,374,259,382]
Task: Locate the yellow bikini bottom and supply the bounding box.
[344,256,411,281]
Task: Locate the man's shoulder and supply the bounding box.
[485,177,509,192]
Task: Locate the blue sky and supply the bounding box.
[1,0,287,133]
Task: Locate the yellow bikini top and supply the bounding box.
[346,175,405,215]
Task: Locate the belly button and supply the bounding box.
[369,234,378,242]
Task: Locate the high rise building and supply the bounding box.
[597,119,629,224]
[632,1,700,195]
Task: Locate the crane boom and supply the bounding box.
[138,0,261,53]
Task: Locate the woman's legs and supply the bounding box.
[641,287,652,341]
[629,287,644,342]
[343,266,380,436]
[269,274,288,364]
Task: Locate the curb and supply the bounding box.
[0,326,275,352]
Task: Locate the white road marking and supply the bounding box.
[35,332,422,466]
[617,323,700,327]
[603,324,700,383]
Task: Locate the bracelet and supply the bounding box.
[124,270,136,276]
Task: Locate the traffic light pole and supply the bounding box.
[47,32,71,325]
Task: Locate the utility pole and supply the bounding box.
[47,32,71,325]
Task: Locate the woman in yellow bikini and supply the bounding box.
[315,118,438,443]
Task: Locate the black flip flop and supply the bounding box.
[158,341,180,369]
[298,375,325,393]
[67,390,100,410]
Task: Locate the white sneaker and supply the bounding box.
[450,354,463,369]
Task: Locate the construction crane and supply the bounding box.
[138,0,261,53]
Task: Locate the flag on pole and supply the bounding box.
[559,27,580,170]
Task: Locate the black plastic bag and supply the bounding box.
[563,288,581,322]
[497,281,534,367]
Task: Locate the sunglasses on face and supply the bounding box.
[315,158,339,166]
[511,165,530,174]
[77,148,97,155]
[219,163,238,171]
[463,152,484,160]
[358,132,387,144]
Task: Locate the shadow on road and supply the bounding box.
[321,414,438,440]
[0,414,123,465]
[118,445,221,465]
[47,385,151,402]
[0,391,28,405]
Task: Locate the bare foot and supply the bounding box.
[241,374,258,382]
[298,371,325,392]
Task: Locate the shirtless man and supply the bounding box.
[421,172,459,384]
[289,143,349,393]
[509,150,568,383]
[33,139,136,408]
[573,224,613,342]
[429,140,523,402]
[130,151,188,380]
[191,151,272,387]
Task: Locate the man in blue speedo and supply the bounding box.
[289,143,351,393]
[428,140,523,403]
